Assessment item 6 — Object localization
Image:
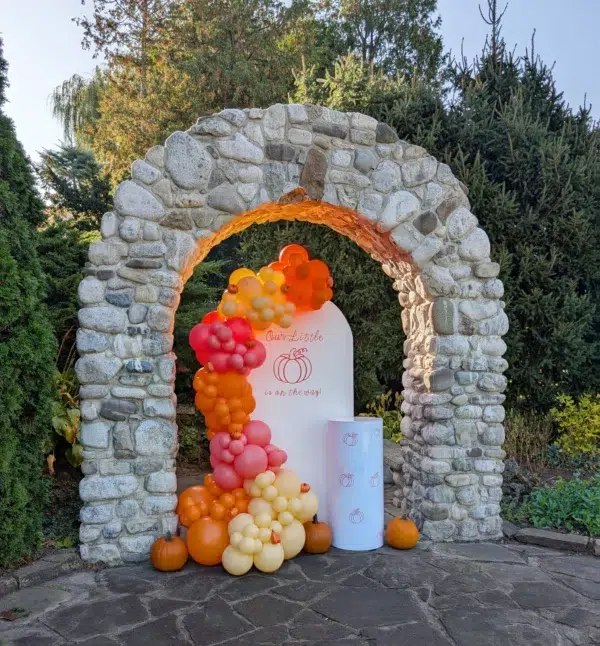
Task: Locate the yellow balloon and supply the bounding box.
[248,498,273,518]
[237,277,262,302]
[255,471,276,489]
[222,545,253,576]
[274,470,302,499]
[258,527,272,543]
[229,268,256,285]
[250,484,262,498]
[239,537,256,555]
[262,485,278,502]
[278,511,294,526]
[287,498,303,515]
[253,542,285,573]
[270,520,283,533]
[255,513,272,529]
[296,491,319,524]
[272,496,287,513]
[252,538,264,554]
[228,513,254,536]
[280,520,306,560]
[242,523,260,539]
[230,531,243,548]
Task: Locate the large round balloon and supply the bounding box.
[186,517,229,566]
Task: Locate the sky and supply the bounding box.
[1,0,598,163]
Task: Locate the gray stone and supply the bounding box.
[133,459,163,475]
[217,133,264,163]
[425,368,455,392]
[402,156,437,187]
[483,278,504,298]
[459,299,497,321]
[131,159,162,185]
[163,229,196,272]
[353,148,377,174]
[165,131,213,190]
[128,303,148,324]
[79,475,138,502]
[390,222,423,252]
[412,236,444,267]
[422,519,455,540]
[119,217,142,242]
[219,108,246,126]
[114,180,165,221]
[287,103,308,123]
[350,128,376,145]
[113,423,134,452]
[300,148,327,199]
[75,355,122,384]
[483,405,505,423]
[143,398,176,419]
[207,184,246,214]
[88,241,122,265]
[147,304,173,332]
[475,261,501,278]
[125,258,161,269]
[100,400,137,421]
[103,519,122,538]
[134,283,158,301]
[142,332,173,355]
[125,359,153,373]
[105,289,132,308]
[331,148,353,167]
[145,472,177,493]
[143,494,178,515]
[422,422,455,445]
[111,386,146,399]
[414,210,439,235]
[478,373,507,392]
[376,122,398,143]
[515,528,590,552]
[160,210,193,230]
[378,190,420,230]
[78,277,105,304]
[79,307,127,334]
[193,116,233,136]
[80,421,112,449]
[479,311,510,336]
[135,419,177,455]
[372,160,401,193]
[312,121,348,139]
[266,141,297,161]
[77,329,110,353]
[447,207,478,240]
[263,103,286,139]
[510,581,582,609]
[459,228,491,261]
[129,241,167,257]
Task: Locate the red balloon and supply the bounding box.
[226,317,253,345]
[243,421,271,447]
[233,444,268,480]
[213,463,243,491]
[202,311,222,325]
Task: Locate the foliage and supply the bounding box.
[546,443,600,474]
[552,394,600,456]
[319,0,443,79]
[518,475,600,537]
[239,222,403,409]
[51,370,83,469]
[0,39,56,566]
[177,422,203,465]
[361,391,403,442]
[37,144,112,230]
[503,409,553,470]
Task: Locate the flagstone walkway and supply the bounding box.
[1,541,599,645]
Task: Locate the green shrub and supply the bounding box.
[519,475,600,536]
[0,40,57,566]
[503,409,553,469]
[361,391,403,442]
[552,394,600,456]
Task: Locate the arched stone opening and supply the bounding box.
[76,104,508,564]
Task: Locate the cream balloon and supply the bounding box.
[258,527,272,543]
[296,490,319,523]
[228,513,254,536]
[255,470,276,489]
[253,542,285,573]
[274,470,302,498]
[243,523,260,539]
[280,520,306,559]
[230,531,243,548]
[222,546,253,576]
[255,513,272,529]
[278,511,294,526]
[272,496,287,513]
[248,498,273,518]
[250,484,262,498]
[239,537,256,555]
[262,485,278,502]
[270,520,283,533]
[287,498,303,515]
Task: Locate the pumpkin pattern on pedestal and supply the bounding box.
[342,432,358,446]
[370,472,380,488]
[339,473,354,487]
[273,348,312,384]
[349,508,365,524]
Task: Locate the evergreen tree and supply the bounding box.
[0,40,56,566]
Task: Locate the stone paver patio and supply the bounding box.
[1,542,599,645]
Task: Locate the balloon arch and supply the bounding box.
[76,104,508,564]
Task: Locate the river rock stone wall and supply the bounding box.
[76,104,507,564]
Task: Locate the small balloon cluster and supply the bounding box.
[166,245,334,575]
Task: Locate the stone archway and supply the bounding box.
[76,104,508,564]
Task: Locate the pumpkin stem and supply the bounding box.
[165,531,173,541]
[227,283,238,294]
[312,514,318,524]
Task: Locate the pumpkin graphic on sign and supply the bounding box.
[342,433,358,447]
[339,473,354,488]
[273,348,312,384]
[370,472,380,488]
[349,508,364,524]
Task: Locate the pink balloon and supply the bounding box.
[229,439,244,456]
[210,352,230,372]
[233,444,268,479]
[229,354,244,371]
[268,449,287,468]
[210,454,220,469]
[221,449,234,464]
[263,444,276,454]
[218,433,230,449]
[243,421,271,447]
[213,464,243,491]
[189,324,209,350]
[226,317,253,344]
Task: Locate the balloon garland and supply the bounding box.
[176,244,333,575]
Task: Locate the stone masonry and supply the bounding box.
[76,104,508,564]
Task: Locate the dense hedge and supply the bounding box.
[0,41,56,566]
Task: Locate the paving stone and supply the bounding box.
[555,607,600,628]
[45,594,148,640]
[440,608,560,646]
[340,572,384,588]
[435,542,526,563]
[162,570,229,601]
[221,625,289,646]
[365,555,445,588]
[146,596,193,618]
[435,572,496,595]
[219,574,280,601]
[288,609,355,642]
[101,566,168,594]
[555,574,600,600]
[0,585,73,619]
[184,596,251,644]
[295,552,371,581]
[233,593,302,626]
[516,527,590,552]
[0,623,68,645]
[509,581,582,609]
[116,615,184,645]
[273,580,333,602]
[311,586,425,629]
[364,622,453,645]
[538,555,600,582]
[479,562,553,583]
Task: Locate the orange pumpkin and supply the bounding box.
[303,515,332,554]
[177,485,212,527]
[385,517,419,550]
[150,532,188,571]
[186,517,229,566]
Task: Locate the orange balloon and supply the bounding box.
[220,493,235,509]
[177,486,213,528]
[210,501,226,521]
[186,518,229,566]
[232,488,247,501]
[280,244,309,266]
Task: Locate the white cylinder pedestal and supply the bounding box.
[326,417,384,551]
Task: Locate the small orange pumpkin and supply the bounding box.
[385,517,419,550]
[150,532,188,571]
[303,515,332,554]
